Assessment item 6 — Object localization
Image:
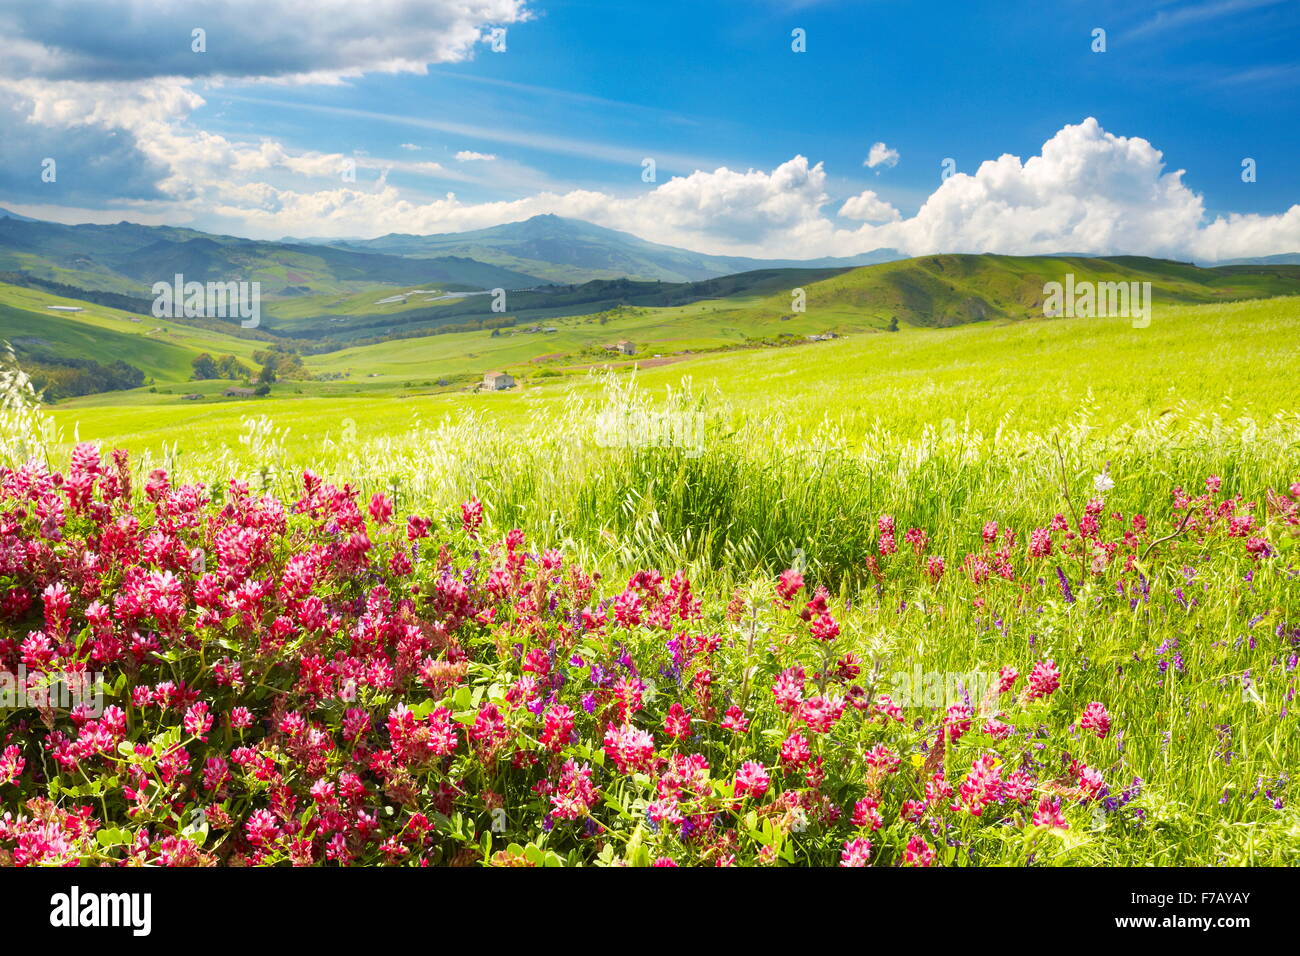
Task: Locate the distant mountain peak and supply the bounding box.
[0,207,42,223]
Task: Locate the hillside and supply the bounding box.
[262,252,1300,345]
[796,253,1300,326]
[0,280,274,400]
[262,267,854,341]
[13,249,1300,405]
[0,217,542,299]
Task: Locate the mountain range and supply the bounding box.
[320,214,902,283]
[0,207,900,291]
[0,212,538,298]
[4,206,1299,298]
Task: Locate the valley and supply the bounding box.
[2,214,1296,410]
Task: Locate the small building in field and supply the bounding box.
[483,371,515,391]
[224,386,255,398]
[181,393,202,401]
[613,340,636,355]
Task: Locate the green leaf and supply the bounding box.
[408,698,437,719]
[96,827,130,847]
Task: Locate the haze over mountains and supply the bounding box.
[0,207,904,291]
[318,214,902,283]
[4,208,1297,303]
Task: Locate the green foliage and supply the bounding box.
[191,353,218,379]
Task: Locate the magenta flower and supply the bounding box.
[839,837,873,867]
[734,761,770,799]
[1080,702,1111,738]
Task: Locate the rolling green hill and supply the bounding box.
[11,250,1300,406]
[0,281,272,399]
[797,253,1300,326]
[266,267,852,342]
[0,217,542,299]
[267,252,1300,345]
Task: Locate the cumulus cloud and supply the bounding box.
[837,190,901,224]
[0,85,170,203]
[864,142,899,169]
[0,0,531,83]
[832,117,1300,262]
[198,119,1300,262]
[198,157,836,255]
[455,151,496,161]
[874,117,1220,259]
[0,1,528,215]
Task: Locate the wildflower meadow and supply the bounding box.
[2,327,1297,869]
[2,0,1299,903]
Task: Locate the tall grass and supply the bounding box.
[16,365,1300,586]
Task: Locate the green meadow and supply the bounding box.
[32,293,1298,587]
[6,283,1300,865]
[47,293,1300,453]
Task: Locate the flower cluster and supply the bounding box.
[0,446,1293,866]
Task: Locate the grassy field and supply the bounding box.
[13,252,1297,409]
[46,293,1300,458]
[33,293,1300,599]
[6,286,1299,866]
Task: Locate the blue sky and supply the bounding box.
[1,0,1298,260]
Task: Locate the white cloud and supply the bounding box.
[400,143,423,151]
[838,190,901,223]
[0,0,532,83]
[1189,206,1300,262]
[455,150,497,161]
[875,117,1209,258]
[200,119,1300,262]
[5,100,1300,264]
[865,142,899,169]
[836,117,1300,262]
